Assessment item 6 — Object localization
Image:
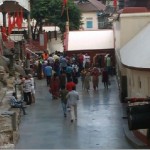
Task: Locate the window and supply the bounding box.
[86,21,93,28]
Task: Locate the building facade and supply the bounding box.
[76,0,107,30]
[113,8,150,144]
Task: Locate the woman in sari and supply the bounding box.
[49,73,60,99]
[80,69,86,89]
[91,67,100,91]
[37,60,43,79]
[84,71,91,91]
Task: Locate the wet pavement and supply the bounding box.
[16,76,133,149]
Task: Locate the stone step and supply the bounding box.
[0,88,7,106]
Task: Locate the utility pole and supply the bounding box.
[28,0,32,40]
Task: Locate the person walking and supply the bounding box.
[49,73,60,99]
[37,60,43,79]
[105,54,112,75]
[80,69,86,89]
[66,86,79,123]
[72,67,78,84]
[66,78,76,92]
[91,67,100,91]
[28,74,36,103]
[59,85,68,117]
[66,64,73,82]
[102,68,109,89]
[44,63,52,86]
[84,71,91,91]
[59,70,67,89]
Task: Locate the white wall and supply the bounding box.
[127,68,150,136]
[47,37,63,53]
[81,12,98,30]
[68,30,114,50]
[120,13,150,48]
[127,69,150,98]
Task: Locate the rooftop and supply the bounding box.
[67,30,114,51]
[76,0,106,12]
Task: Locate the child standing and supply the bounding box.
[59,85,68,117]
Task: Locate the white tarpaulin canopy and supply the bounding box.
[10,34,24,42]
[120,23,150,69]
[68,30,114,51]
[43,26,60,32]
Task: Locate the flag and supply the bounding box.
[61,0,67,16]
[8,13,13,35]
[113,0,117,8]
[11,14,16,29]
[1,26,8,41]
[16,9,23,29]
[63,0,67,6]
[61,5,65,16]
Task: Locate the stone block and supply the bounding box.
[0,114,13,132]
[6,77,15,89]
[0,111,20,147]
[0,144,15,149]
[10,108,21,129]
[0,131,13,146]
[13,131,20,145]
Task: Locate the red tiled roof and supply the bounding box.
[119,7,148,13]
[77,0,106,12]
[88,0,106,11]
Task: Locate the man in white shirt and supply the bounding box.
[83,53,90,68]
[66,86,79,122]
[23,75,32,105]
[28,74,36,103]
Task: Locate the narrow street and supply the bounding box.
[16,76,133,149]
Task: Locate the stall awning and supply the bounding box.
[9,34,24,42]
[67,30,114,51]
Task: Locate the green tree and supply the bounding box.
[30,0,82,39]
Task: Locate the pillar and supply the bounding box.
[2,12,6,27]
[27,12,32,40]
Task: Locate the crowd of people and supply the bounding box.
[10,50,114,122]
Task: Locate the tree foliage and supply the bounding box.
[30,0,82,38]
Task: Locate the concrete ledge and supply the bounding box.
[0,89,22,148]
[123,121,150,149]
[122,103,150,149]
